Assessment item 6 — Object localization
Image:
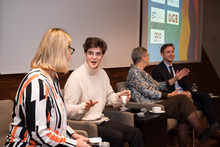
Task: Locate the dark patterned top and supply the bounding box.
[126,64,169,103]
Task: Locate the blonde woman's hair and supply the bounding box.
[31,28,72,73]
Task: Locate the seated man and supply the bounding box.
[126,47,219,147]
[152,43,220,142]
[64,37,144,147]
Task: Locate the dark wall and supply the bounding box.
[0,49,219,101]
[203,0,220,78]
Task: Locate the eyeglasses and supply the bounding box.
[143,54,150,58]
[87,51,102,57]
[68,46,75,55]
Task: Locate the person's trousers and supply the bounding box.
[97,120,144,147]
[158,94,196,123]
[192,91,219,126]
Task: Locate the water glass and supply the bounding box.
[120,87,129,111]
[100,142,110,147]
[192,83,198,92]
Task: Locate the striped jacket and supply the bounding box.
[5,69,77,146]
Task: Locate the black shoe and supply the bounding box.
[211,130,220,146]
[198,123,219,143]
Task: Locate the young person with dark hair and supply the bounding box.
[64,37,144,147]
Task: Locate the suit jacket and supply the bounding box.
[152,61,191,92]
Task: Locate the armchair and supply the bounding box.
[103,108,134,127]
[116,81,204,132]
[67,109,134,138]
[0,99,89,145]
[67,120,97,137]
[61,89,134,138]
[0,99,13,146]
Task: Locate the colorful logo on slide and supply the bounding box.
[167,10,179,25]
[150,29,165,44]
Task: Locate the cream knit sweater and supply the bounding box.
[64,62,122,124]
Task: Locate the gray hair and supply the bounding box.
[131,47,147,64]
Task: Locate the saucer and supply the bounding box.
[149,110,165,114]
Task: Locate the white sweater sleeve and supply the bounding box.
[105,75,123,108]
[64,75,88,120]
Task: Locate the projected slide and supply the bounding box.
[146,0,201,62]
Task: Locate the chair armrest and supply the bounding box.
[103,108,134,127]
[125,102,165,111]
[167,118,178,132]
[75,130,88,137]
[67,119,98,138]
[195,110,204,119]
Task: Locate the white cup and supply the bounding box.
[100,141,110,147]
[152,106,161,112]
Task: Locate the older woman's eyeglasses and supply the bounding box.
[68,46,75,55]
[146,54,150,58]
[143,54,150,58]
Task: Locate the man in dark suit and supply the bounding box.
[152,43,220,143]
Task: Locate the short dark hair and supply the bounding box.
[160,43,175,53]
[83,37,107,54]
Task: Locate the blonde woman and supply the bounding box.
[5,28,90,147]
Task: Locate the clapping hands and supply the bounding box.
[175,68,190,80]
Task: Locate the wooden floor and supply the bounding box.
[167,117,219,147]
[167,131,219,147]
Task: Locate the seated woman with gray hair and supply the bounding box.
[126,47,218,147]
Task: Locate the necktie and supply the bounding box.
[169,66,174,77]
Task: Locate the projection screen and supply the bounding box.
[0,0,140,74]
[141,0,203,64]
[0,0,204,75]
